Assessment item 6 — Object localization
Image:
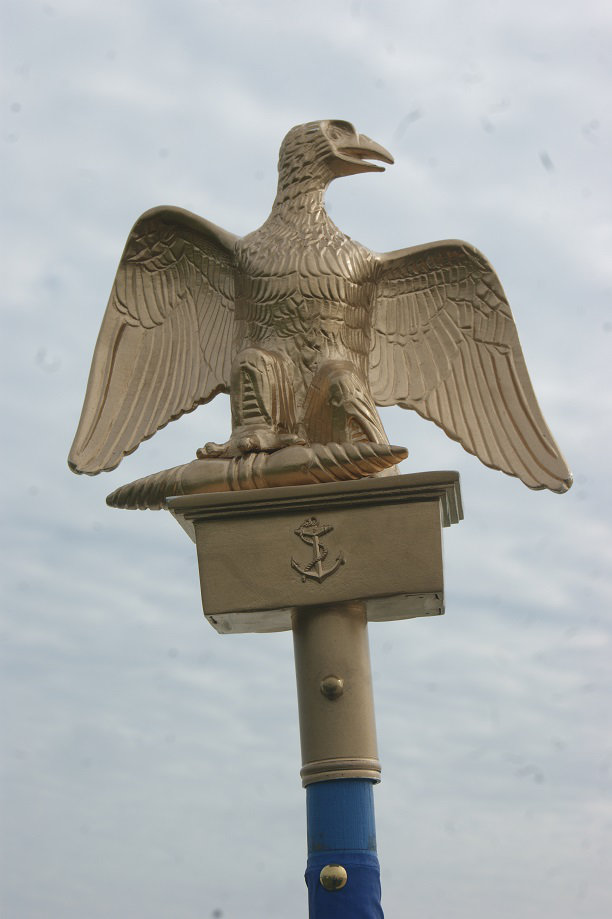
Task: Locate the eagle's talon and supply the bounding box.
[238,430,306,454]
[197,430,307,459]
[238,436,258,453]
[197,441,231,458]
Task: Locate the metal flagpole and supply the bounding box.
[293,602,383,916]
[167,472,464,917]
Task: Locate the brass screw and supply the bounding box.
[319,864,348,891]
[320,675,344,700]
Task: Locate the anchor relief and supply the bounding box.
[291,517,345,583]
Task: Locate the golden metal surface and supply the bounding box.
[320,675,344,700]
[168,471,459,634]
[69,119,571,507]
[106,443,405,510]
[320,864,348,891]
[293,602,380,786]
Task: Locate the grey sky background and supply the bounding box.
[2,1,611,917]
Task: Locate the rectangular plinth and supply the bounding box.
[168,471,462,634]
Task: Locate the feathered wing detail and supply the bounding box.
[69,206,238,474]
[369,240,572,492]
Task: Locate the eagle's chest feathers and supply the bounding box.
[234,210,377,383]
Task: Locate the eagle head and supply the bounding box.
[277,120,394,190]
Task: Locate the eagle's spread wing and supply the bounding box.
[69,206,238,475]
[369,240,572,492]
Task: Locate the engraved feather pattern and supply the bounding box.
[236,217,376,413]
[69,206,238,474]
[68,120,571,497]
[369,241,572,492]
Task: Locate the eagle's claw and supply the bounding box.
[197,429,306,459]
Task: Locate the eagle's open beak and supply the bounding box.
[335,133,394,174]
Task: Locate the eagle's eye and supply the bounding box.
[327,120,354,142]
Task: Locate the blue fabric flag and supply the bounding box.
[305,779,384,918]
[306,852,384,918]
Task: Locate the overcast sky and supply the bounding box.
[2,1,611,917]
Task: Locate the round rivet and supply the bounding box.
[320,863,348,891]
[320,675,344,700]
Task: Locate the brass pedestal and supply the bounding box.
[169,471,462,785]
[168,471,462,634]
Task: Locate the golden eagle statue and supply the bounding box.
[68,120,571,508]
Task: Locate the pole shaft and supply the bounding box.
[292,601,380,785]
[292,602,384,917]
